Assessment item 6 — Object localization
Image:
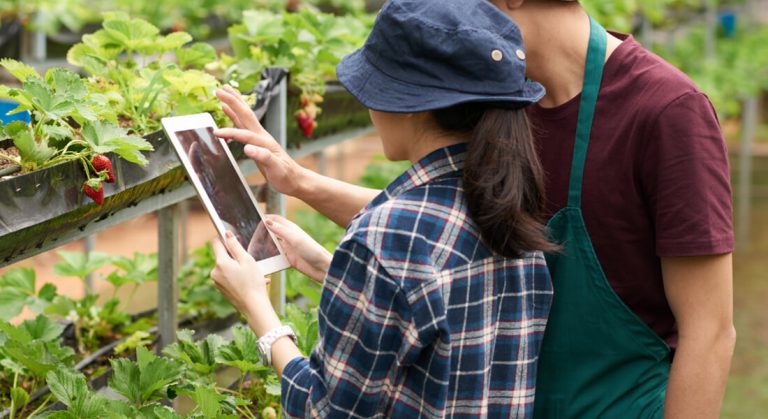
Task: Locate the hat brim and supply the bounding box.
[336,49,546,114]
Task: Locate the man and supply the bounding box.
[213,0,735,416]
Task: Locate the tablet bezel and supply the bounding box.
[161,113,290,275]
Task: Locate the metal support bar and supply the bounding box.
[737,96,759,249]
[263,76,288,315]
[179,200,190,266]
[31,13,47,62]
[157,205,180,350]
[705,0,718,62]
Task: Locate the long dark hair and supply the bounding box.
[433,103,557,258]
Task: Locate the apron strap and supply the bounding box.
[567,17,608,209]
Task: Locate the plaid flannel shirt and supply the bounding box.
[281,144,552,418]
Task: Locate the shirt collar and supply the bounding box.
[374,142,467,205]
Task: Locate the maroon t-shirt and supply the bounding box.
[527,35,734,349]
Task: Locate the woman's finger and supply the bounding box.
[212,238,231,263]
[221,103,242,128]
[214,128,279,152]
[215,88,263,133]
[224,231,251,262]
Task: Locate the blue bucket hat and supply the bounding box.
[337,0,545,113]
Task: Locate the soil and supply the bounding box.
[0,145,19,171]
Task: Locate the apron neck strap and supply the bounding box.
[567,17,608,209]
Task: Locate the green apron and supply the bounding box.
[533,18,672,418]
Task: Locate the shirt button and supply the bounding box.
[516,49,527,60]
[491,49,504,62]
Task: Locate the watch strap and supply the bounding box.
[258,325,296,366]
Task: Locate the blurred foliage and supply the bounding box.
[652,23,768,118]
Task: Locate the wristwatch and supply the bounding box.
[257,325,297,366]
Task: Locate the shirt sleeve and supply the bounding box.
[280,236,440,418]
[641,91,734,257]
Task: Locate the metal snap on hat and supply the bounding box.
[336,0,545,113]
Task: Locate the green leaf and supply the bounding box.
[1,268,36,293]
[191,385,225,418]
[109,357,142,405]
[11,386,30,410]
[109,346,184,407]
[21,78,76,120]
[114,331,153,355]
[4,121,56,168]
[156,32,193,52]
[284,304,319,356]
[163,330,224,376]
[53,251,113,281]
[0,58,41,82]
[46,369,90,413]
[0,288,28,321]
[176,43,217,69]
[102,17,160,54]
[46,68,88,100]
[81,122,153,166]
[22,314,64,342]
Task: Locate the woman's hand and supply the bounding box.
[265,215,333,283]
[214,85,306,197]
[211,231,280,337]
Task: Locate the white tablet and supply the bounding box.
[162,113,289,275]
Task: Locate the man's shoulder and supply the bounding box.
[606,37,704,110]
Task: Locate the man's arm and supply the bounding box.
[662,254,736,419]
[214,86,379,226]
[292,167,380,227]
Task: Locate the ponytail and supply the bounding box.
[433,104,557,258]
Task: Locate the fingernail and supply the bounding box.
[225,231,234,239]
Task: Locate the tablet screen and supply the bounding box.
[174,127,280,261]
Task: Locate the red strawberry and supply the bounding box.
[296,111,315,138]
[83,180,104,206]
[91,155,115,183]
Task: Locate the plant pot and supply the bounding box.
[0,132,247,265]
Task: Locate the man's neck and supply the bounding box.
[518,5,623,108]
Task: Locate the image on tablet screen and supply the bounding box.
[175,127,280,261]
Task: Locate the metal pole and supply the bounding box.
[640,15,653,47]
[263,77,288,315]
[31,13,47,62]
[705,0,718,62]
[179,200,189,265]
[83,236,96,293]
[157,205,180,350]
[737,96,759,249]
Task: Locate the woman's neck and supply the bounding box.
[408,131,466,164]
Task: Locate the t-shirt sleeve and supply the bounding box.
[642,91,734,257]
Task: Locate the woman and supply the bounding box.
[211,0,555,417]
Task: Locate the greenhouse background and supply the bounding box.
[0,0,766,417]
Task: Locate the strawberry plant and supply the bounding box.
[0,59,154,204]
[0,315,75,418]
[0,268,57,321]
[66,12,225,134]
[218,8,373,138]
[178,244,237,320]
